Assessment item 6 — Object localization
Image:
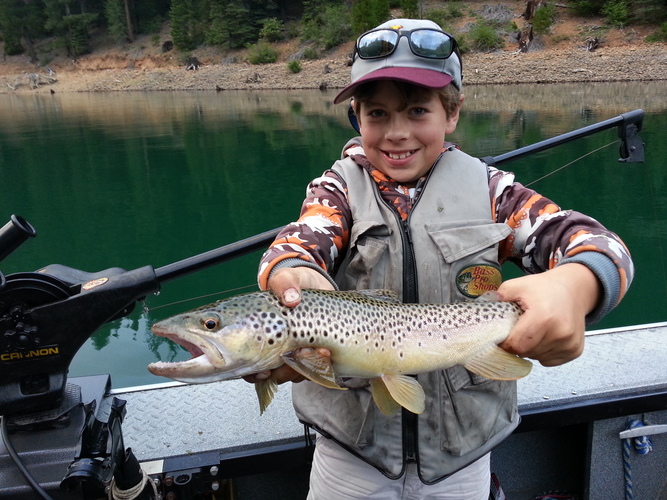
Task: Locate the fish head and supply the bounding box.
[147,292,289,383]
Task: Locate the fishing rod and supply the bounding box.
[481,108,644,166]
[0,108,645,499]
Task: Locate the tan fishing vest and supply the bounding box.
[292,142,519,484]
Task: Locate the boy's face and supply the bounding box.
[357,81,459,186]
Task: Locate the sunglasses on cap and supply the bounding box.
[355,27,458,60]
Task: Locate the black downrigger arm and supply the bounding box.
[0,223,281,418]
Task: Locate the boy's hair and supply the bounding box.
[352,81,461,119]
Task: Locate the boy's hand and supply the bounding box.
[244,267,334,385]
[267,266,336,307]
[497,263,601,367]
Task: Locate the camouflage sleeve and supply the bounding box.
[489,166,634,323]
[257,171,351,290]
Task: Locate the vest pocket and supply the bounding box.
[436,366,516,456]
[337,221,391,290]
[426,220,511,264]
[424,221,511,300]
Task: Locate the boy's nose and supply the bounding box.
[385,115,410,141]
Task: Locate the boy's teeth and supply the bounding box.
[388,151,413,160]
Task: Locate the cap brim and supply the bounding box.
[333,67,453,104]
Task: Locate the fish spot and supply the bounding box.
[268,339,274,345]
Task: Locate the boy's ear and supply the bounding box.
[445,105,461,134]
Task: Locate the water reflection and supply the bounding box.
[0,83,664,388]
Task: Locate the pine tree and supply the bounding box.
[105,0,127,42]
[351,0,389,34]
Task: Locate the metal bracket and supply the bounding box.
[620,424,667,440]
[618,109,645,163]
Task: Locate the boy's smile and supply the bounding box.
[358,81,459,187]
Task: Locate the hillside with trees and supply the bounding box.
[2,0,667,65]
[1,1,666,93]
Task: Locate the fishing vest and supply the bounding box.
[292,141,519,484]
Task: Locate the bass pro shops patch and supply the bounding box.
[456,264,502,298]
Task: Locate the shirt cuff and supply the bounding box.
[559,251,621,325]
[270,258,339,291]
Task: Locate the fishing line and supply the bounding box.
[145,283,258,312]
[525,140,617,188]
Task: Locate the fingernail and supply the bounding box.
[284,288,300,303]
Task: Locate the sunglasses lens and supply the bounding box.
[410,30,454,58]
[357,30,399,59]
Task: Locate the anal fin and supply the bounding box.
[379,374,425,414]
[370,378,402,416]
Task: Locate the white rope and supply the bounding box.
[109,467,160,500]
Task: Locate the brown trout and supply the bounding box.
[148,289,532,415]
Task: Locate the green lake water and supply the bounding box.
[0,82,665,388]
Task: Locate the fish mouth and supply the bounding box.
[162,332,205,359]
[147,323,223,381]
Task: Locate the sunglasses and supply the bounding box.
[355,28,458,60]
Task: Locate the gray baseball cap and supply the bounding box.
[333,18,462,104]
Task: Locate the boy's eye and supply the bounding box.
[368,109,385,118]
[410,107,427,116]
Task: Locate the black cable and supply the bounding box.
[0,416,55,500]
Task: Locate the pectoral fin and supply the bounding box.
[255,376,278,415]
[377,374,425,415]
[464,344,533,380]
[281,348,346,390]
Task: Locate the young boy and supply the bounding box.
[250,18,634,499]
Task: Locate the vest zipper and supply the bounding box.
[400,217,419,466]
[375,160,441,470]
[401,219,418,304]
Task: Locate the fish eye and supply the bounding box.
[202,315,220,330]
